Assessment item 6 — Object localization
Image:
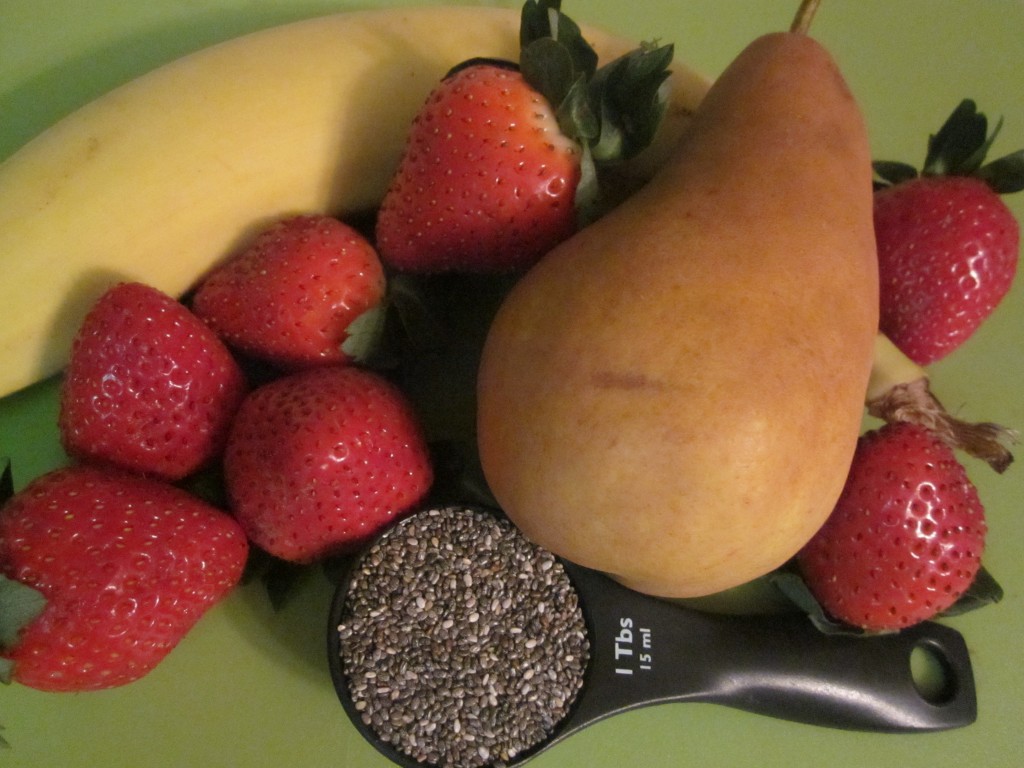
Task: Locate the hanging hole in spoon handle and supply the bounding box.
[328,507,977,768]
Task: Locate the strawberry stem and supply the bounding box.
[867,334,1019,473]
[790,0,822,34]
[0,574,47,660]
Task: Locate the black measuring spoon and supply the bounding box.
[328,506,976,768]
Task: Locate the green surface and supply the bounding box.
[1,1,1023,766]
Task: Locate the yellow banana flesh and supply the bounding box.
[0,6,710,399]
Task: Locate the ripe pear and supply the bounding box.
[476,24,879,597]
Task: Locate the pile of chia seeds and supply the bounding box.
[335,506,589,768]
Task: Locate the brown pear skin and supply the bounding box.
[476,30,879,598]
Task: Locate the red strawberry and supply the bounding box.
[191,214,386,369]
[59,281,247,481]
[376,0,673,272]
[223,366,433,562]
[0,465,248,691]
[873,99,1023,365]
[797,422,987,631]
[376,63,580,273]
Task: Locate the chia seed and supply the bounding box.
[335,506,589,768]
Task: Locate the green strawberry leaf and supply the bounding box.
[335,274,449,372]
[519,0,555,48]
[0,723,10,749]
[958,115,1003,176]
[520,0,597,80]
[768,570,876,637]
[0,460,46,686]
[178,463,229,508]
[426,440,499,510]
[261,559,313,613]
[556,74,600,145]
[1,458,12,505]
[588,42,674,163]
[976,148,1024,194]
[240,547,313,612]
[872,160,919,187]
[589,96,625,167]
[574,143,601,226]
[938,565,1004,617]
[923,98,990,176]
[521,37,586,124]
[0,574,46,655]
[341,302,389,364]
[387,273,448,355]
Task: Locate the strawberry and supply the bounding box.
[59,281,247,481]
[223,366,433,562]
[375,0,673,272]
[873,99,1024,365]
[376,63,580,274]
[0,464,248,691]
[796,422,987,632]
[191,214,386,369]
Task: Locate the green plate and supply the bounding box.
[1,1,1022,766]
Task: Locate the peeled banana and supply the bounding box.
[0,6,710,399]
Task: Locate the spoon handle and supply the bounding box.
[556,562,976,741]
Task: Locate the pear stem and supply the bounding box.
[790,0,822,34]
